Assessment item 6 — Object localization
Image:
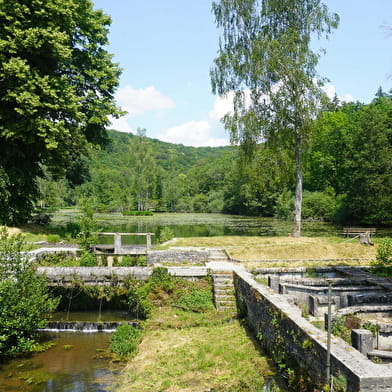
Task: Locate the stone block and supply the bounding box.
[352,329,374,355]
[268,275,280,292]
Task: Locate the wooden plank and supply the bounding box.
[342,228,376,237]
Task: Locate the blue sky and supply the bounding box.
[93,0,392,147]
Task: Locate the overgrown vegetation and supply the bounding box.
[370,238,392,276]
[110,324,144,359]
[0,228,59,355]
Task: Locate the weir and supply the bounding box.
[31,245,392,390]
[41,320,138,333]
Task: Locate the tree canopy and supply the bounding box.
[0,0,122,224]
[210,0,339,236]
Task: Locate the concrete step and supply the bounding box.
[216,298,236,305]
[215,294,235,300]
[212,270,236,312]
[216,305,237,312]
[214,286,234,295]
[213,277,233,281]
[214,278,233,284]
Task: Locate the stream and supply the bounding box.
[0,332,121,392]
[0,311,130,392]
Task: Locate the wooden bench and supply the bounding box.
[342,227,376,237]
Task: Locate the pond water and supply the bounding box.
[51,310,134,322]
[0,332,121,392]
[52,211,341,244]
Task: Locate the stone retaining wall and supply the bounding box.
[147,250,209,265]
[234,270,392,392]
[37,266,208,285]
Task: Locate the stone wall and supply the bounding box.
[234,270,392,392]
[147,249,209,265]
[37,266,208,285]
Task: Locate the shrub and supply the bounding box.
[37,252,78,267]
[127,283,153,319]
[302,191,337,221]
[150,267,174,292]
[159,227,174,243]
[177,289,214,312]
[47,234,61,243]
[136,256,147,266]
[274,190,293,220]
[376,239,392,265]
[119,256,132,266]
[29,212,52,225]
[0,228,59,354]
[79,251,96,266]
[110,324,143,358]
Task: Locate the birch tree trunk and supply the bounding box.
[292,134,303,237]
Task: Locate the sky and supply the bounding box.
[92,0,392,147]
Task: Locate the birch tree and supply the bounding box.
[211,0,339,236]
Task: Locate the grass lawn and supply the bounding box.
[116,308,275,392]
[167,236,377,265]
[1,224,52,244]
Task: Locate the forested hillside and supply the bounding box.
[38,94,392,226]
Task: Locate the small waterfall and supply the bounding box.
[40,321,138,333]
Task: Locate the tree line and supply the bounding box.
[1,0,390,228]
[38,92,392,226]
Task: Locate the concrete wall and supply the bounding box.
[147,250,209,265]
[37,266,208,285]
[234,270,392,392]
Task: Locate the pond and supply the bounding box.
[0,332,121,392]
[52,211,341,244]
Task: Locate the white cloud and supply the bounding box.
[108,115,135,133]
[322,83,354,103]
[208,89,263,122]
[157,121,229,147]
[208,92,235,122]
[115,85,176,116]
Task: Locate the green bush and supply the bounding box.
[127,283,153,319]
[118,256,147,267]
[119,256,132,266]
[136,256,147,266]
[302,191,337,221]
[159,227,174,243]
[376,239,392,265]
[47,234,61,243]
[0,228,59,355]
[37,252,78,267]
[79,251,96,266]
[274,190,293,220]
[177,289,214,312]
[150,267,174,292]
[110,324,143,358]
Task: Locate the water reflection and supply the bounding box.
[52,212,341,245]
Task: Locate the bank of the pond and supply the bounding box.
[115,307,285,392]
